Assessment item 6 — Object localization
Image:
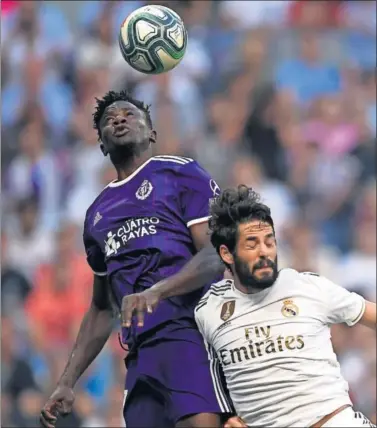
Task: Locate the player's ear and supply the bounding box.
[149,129,157,145]
[219,245,234,266]
[100,142,108,157]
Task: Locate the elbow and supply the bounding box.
[91,299,116,318]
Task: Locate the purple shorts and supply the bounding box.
[123,327,232,427]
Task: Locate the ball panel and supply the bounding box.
[142,5,168,20]
[166,22,185,50]
[129,52,155,73]
[135,20,159,43]
[155,47,180,72]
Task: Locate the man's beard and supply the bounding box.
[233,254,278,291]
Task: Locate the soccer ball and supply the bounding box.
[119,5,188,75]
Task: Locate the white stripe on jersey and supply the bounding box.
[153,155,193,164]
[207,343,233,413]
[187,216,211,228]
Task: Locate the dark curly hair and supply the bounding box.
[93,90,153,141]
[209,185,274,260]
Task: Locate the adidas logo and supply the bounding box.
[93,212,102,226]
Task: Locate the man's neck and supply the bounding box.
[114,150,152,182]
[234,282,265,295]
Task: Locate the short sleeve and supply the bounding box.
[178,161,220,228]
[315,275,366,326]
[83,215,107,276]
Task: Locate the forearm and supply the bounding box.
[58,305,114,388]
[153,246,224,299]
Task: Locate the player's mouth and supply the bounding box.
[113,128,130,137]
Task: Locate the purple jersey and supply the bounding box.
[83,155,221,344]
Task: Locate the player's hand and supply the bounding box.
[121,289,161,328]
[224,416,247,428]
[40,386,75,428]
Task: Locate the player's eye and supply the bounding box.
[247,242,258,250]
[126,111,133,116]
[265,239,276,248]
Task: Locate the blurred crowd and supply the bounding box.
[1,1,376,427]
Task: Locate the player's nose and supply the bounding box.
[259,245,268,256]
[113,116,127,127]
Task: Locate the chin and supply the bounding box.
[113,136,134,146]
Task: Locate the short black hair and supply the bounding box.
[93,90,153,140]
[209,185,274,257]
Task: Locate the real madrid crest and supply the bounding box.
[281,299,299,318]
[136,180,153,200]
[220,300,235,321]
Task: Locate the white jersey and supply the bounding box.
[194,268,366,427]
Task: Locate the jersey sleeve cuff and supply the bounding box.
[187,216,211,228]
[93,270,107,277]
[347,297,366,326]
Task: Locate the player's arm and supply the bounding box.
[58,274,115,387]
[156,221,223,298]
[40,274,115,428]
[40,214,114,428]
[359,301,376,329]
[122,229,224,327]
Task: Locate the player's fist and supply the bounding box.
[121,289,161,328]
[40,386,75,428]
[224,416,247,428]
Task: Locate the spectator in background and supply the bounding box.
[6,118,62,231]
[1,316,38,426]
[279,219,341,282]
[1,53,73,139]
[301,95,362,156]
[25,223,92,348]
[75,3,138,91]
[1,232,32,318]
[1,0,20,16]
[339,181,377,300]
[78,0,143,41]
[275,31,341,104]
[219,1,291,30]
[1,1,72,81]
[288,0,342,29]
[341,0,376,71]
[339,219,376,301]
[3,197,54,283]
[242,84,288,182]
[228,155,297,238]
[363,71,376,136]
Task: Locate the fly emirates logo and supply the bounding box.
[219,325,305,366]
[104,217,159,256]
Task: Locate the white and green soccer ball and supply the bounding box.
[119,5,188,75]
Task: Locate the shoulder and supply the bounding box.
[152,155,196,170]
[195,279,233,315]
[277,268,325,291]
[151,155,209,178]
[278,269,331,298]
